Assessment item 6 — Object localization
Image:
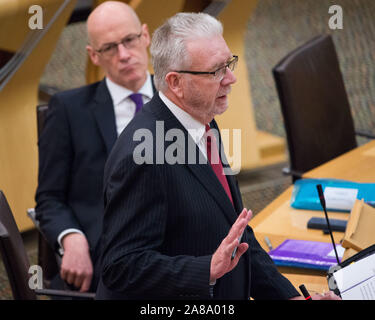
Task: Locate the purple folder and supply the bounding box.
[268,239,341,271]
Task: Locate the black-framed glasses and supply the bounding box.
[175,55,238,81]
[96,31,142,57]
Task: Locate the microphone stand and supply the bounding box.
[316,184,341,266]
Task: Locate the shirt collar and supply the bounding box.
[159,91,206,144]
[105,72,153,106]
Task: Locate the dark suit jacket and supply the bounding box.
[35,79,116,259]
[35,78,155,275]
[96,93,300,300]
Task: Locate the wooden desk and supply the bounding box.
[249,140,375,294]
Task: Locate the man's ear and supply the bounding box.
[165,72,184,98]
[86,45,100,66]
[141,23,151,47]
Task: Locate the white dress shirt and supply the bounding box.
[159,91,208,159]
[106,73,154,136]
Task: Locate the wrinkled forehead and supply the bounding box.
[88,10,141,47]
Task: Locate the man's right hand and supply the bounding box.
[210,209,252,283]
[60,233,93,292]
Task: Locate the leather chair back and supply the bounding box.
[36,105,49,138]
[0,191,37,299]
[273,35,357,180]
[36,104,60,288]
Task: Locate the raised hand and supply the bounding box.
[210,209,252,283]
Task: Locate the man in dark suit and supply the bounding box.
[35,1,154,292]
[96,12,308,300]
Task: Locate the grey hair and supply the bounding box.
[150,12,223,91]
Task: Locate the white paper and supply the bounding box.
[324,187,358,211]
[333,253,375,300]
[327,245,345,259]
[340,277,375,300]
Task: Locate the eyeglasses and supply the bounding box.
[96,32,142,57]
[175,55,238,81]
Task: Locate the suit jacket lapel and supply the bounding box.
[92,76,156,155]
[92,79,118,155]
[147,95,239,225]
[187,160,239,225]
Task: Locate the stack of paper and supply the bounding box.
[333,253,375,300]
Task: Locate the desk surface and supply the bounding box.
[249,140,375,294]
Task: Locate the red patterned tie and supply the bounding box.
[205,125,233,205]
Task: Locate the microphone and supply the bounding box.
[316,184,341,266]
